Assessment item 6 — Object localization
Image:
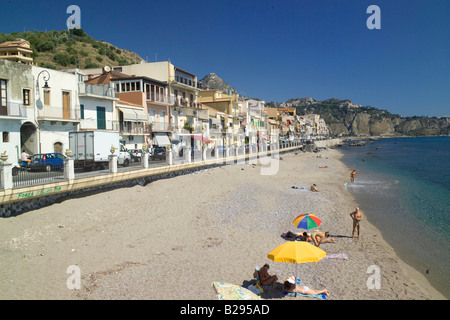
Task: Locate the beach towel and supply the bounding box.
[291,186,308,190]
[283,291,328,300]
[322,253,348,260]
[281,232,303,241]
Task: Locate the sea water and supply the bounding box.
[339,136,450,298]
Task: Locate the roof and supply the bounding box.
[174,66,196,77]
[0,40,32,49]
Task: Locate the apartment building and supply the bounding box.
[0,59,34,164]
[0,40,33,65]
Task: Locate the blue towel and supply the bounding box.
[283,291,328,300]
[292,186,307,190]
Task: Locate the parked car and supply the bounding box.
[150,147,166,161]
[128,149,142,162]
[29,153,66,172]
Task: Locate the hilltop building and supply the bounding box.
[0,40,34,65]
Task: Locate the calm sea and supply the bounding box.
[339,136,450,298]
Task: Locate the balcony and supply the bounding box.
[150,121,173,132]
[78,84,116,99]
[146,93,173,105]
[113,121,152,135]
[36,105,81,122]
[0,102,28,118]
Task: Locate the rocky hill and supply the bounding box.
[199,73,237,94]
[0,29,143,70]
[267,98,449,137]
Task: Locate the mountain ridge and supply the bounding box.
[266,97,449,137]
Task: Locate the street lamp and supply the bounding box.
[36,70,51,91]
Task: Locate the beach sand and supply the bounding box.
[0,149,445,300]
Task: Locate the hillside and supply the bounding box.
[199,73,237,94]
[0,29,143,70]
[267,98,449,137]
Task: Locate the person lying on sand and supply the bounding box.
[310,184,319,192]
[303,231,335,246]
[350,207,364,239]
[259,264,278,290]
[312,231,335,245]
[283,281,330,297]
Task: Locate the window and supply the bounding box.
[23,89,30,106]
[2,132,9,143]
[80,104,84,119]
[44,90,50,106]
[1,79,7,108]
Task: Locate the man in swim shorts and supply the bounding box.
[350,207,363,239]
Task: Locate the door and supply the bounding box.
[54,142,63,154]
[97,106,106,130]
[62,91,70,119]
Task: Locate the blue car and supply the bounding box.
[30,153,66,172]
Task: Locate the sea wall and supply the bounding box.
[314,138,343,149]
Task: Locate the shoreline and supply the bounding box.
[0,148,445,300]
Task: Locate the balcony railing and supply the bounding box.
[0,102,28,118]
[150,121,173,132]
[36,105,81,121]
[78,83,116,98]
[146,93,173,104]
[112,121,152,135]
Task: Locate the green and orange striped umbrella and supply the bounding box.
[292,214,322,230]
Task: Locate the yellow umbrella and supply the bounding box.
[267,241,326,296]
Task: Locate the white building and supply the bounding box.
[32,66,80,154]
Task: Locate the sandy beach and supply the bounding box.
[0,148,446,300]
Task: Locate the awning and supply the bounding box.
[192,135,213,144]
[153,133,171,146]
[135,109,149,122]
[119,108,138,122]
[119,107,148,122]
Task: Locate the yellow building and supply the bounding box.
[0,40,33,65]
[198,89,240,116]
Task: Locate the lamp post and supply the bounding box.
[35,70,51,155]
[36,70,51,93]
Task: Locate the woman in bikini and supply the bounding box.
[259,264,278,290]
[283,281,330,297]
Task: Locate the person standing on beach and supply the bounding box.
[350,170,356,182]
[350,207,363,239]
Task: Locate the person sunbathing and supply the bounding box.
[310,184,319,192]
[283,281,330,297]
[302,231,335,246]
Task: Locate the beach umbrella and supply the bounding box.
[292,213,322,230]
[213,282,261,300]
[267,241,326,297]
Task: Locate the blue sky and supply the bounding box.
[1,0,449,117]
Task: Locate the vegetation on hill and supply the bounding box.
[0,29,143,70]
